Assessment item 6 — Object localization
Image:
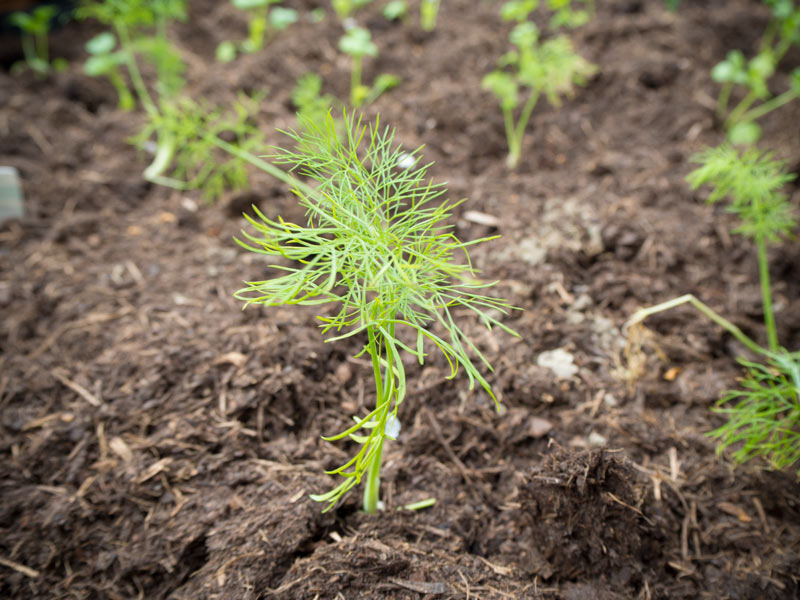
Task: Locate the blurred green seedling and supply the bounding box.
[628,145,799,476]
[339,26,399,107]
[482,22,596,168]
[7,4,68,76]
[217,0,298,61]
[382,0,408,22]
[84,32,135,110]
[420,0,440,31]
[234,111,517,513]
[711,0,800,144]
[332,0,373,19]
[500,0,594,28]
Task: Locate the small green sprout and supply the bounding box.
[84,32,135,110]
[383,0,408,22]
[420,0,440,31]
[231,0,298,55]
[711,1,800,144]
[628,145,799,476]
[235,112,517,512]
[7,4,67,76]
[482,22,596,168]
[331,0,373,19]
[338,26,399,107]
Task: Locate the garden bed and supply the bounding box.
[1,0,799,598]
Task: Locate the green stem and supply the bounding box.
[208,136,318,199]
[115,22,158,117]
[507,89,540,169]
[36,30,49,64]
[717,82,733,119]
[736,89,799,126]
[726,89,758,128]
[363,323,395,514]
[626,294,768,358]
[362,434,385,514]
[756,234,779,352]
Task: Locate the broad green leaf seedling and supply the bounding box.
[7,4,67,76]
[628,145,800,475]
[234,112,517,512]
[483,21,596,168]
[339,26,399,107]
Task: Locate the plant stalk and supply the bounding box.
[756,234,779,352]
[115,22,158,117]
[627,294,767,358]
[736,89,799,126]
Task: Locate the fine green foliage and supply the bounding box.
[628,145,799,477]
[292,73,339,125]
[710,353,800,476]
[7,4,68,76]
[338,27,399,107]
[217,0,298,61]
[132,93,266,200]
[711,0,800,144]
[420,0,441,31]
[79,0,264,200]
[482,22,596,168]
[234,112,517,512]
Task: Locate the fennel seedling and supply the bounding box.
[234,112,517,512]
[7,4,67,76]
[339,26,399,107]
[482,22,596,168]
[628,145,799,475]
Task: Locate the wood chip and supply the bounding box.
[462,210,500,228]
[718,502,751,522]
[389,578,447,594]
[0,556,40,578]
[213,352,248,368]
[109,436,133,463]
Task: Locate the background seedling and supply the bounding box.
[78,0,267,200]
[628,145,799,475]
[482,21,596,168]
[219,0,298,61]
[84,31,136,110]
[332,0,373,20]
[7,4,67,76]
[338,26,399,107]
[234,112,517,512]
[711,0,800,144]
[383,0,408,22]
[292,72,339,125]
[420,0,440,31]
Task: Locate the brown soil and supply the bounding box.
[2,0,800,598]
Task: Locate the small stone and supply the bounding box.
[588,431,607,447]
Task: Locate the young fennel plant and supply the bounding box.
[627,145,800,475]
[711,0,800,145]
[482,22,596,169]
[338,26,399,107]
[234,112,517,512]
[7,4,68,76]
